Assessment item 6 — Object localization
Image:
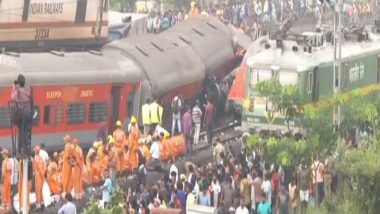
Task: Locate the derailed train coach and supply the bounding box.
[104,15,239,107]
[0,16,245,149]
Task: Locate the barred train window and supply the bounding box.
[89,102,107,123]
[32,105,40,126]
[250,69,272,85]
[0,107,10,129]
[44,105,63,125]
[67,103,86,124]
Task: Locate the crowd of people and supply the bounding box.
[145,0,379,39]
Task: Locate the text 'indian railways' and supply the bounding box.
[29,2,64,15]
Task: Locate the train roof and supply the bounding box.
[0,51,142,87]
[247,29,380,72]
[104,15,236,96]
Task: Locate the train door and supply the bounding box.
[109,86,121,133]
[377,55,380,83]
[75,0,88,24]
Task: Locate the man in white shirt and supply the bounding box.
[235,198,249,214]
[169,159,178,182]
[149,136,160,171]
[58,193,77,214]
[39,143,49,163]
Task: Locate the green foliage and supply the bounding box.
[255,78,303,130]
[110,0,136,11]
[83,186,125,214]
[316,142,380,214]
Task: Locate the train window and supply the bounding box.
[307,72,314,93]
[44,105,63,125]
[89,102,107,123]
[67,103,86,124]
[250,69,272,85]
[0,107,10,129]
[32,106,40,126]
[279,72,298,85]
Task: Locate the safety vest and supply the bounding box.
[158,105,163,125]
[149,102,161,124]
[142,104,151,125]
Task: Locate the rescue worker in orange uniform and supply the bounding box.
[62,135,74,196]
[128,116,140,171]
[86,141,100,185]
[1,149,11,211]
[122,144,131,174]
[48,163,62,196]
[113,121,126,175]
[47,158,58,179]
[97,139,109,178]
[33,145,46,209]
[107,138,118,185]
[189,1,199,17]
[139,136,151,163]
[72,138,84,200]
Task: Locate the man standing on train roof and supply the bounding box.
[171,92,183,136]
[149,97,163,133]
[1,149,11,212]
[204,98,215,145]
[192,100,202,145]
[142,98,151,137]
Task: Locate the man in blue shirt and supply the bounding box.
[177,182,187,210]
[257,192,272,214]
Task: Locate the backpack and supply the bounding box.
[172,97,180,114]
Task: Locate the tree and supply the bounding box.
[110,0,136,12]
[255,78,303,131]
[83,186,125,214]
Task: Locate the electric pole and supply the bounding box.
[333,0,342,128]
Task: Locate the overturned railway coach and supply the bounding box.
[242,25,380,132]
[0,16,244,149]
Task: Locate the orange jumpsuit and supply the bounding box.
[47,160,57,178]
[123,148,131,172]
[96,145,108,177]
[48,170,62,195]
[1,157,11,209]
[113,128,126,173]
[73,144,84,200]
[128,125,140,170]
[139,144,151,162]
[33,154,46,206]
[86,148,97,185]
[62,142,74,195]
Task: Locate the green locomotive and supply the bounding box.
[242,25,380,133]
